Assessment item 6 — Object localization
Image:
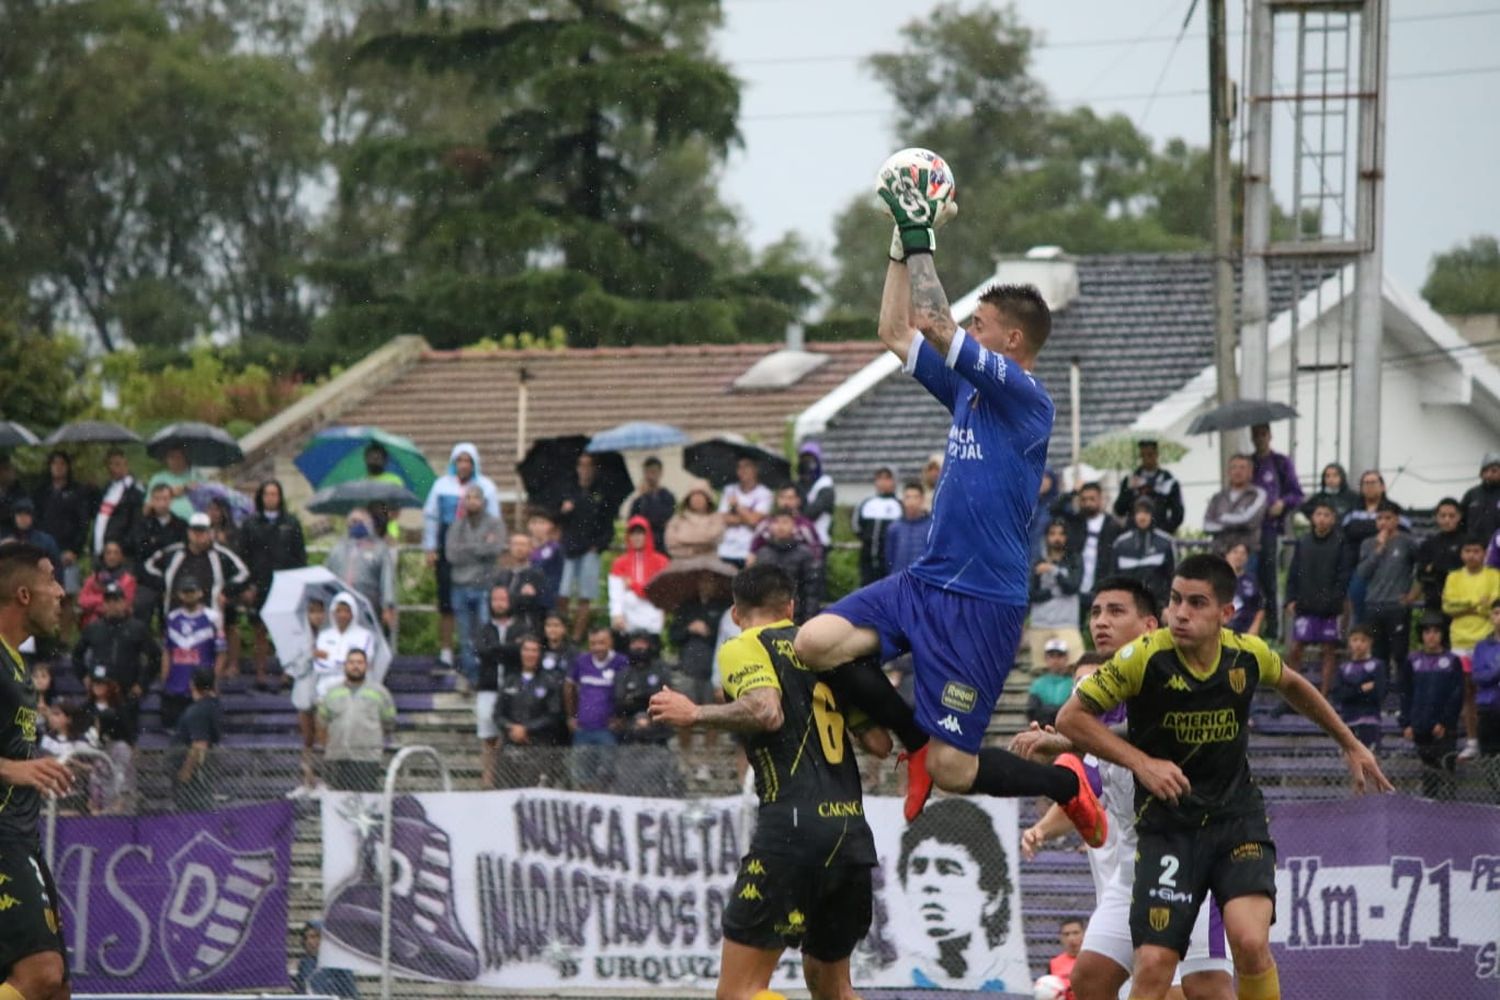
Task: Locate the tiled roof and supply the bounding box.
[335,342,881,495]
[817,252,1336,485]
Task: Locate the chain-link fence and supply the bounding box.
[38,734,1500,999]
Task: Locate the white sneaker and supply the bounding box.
[1458,739,1480,762]
[438,648,454,668]
[693,764,712,783]
[286,785,313,800]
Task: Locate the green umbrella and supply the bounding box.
[294,426,437,500]
[1081,432,1187,471]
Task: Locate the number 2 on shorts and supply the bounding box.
[1159,854,1179,888]
[811,681,846,763]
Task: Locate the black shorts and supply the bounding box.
[1131,814,1276,957]
[435,539,454,614]
[722,853,872,962]
[0,842,68,980]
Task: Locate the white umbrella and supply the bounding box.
[263,566,393,684]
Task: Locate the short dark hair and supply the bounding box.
[1435,497,1461,513]
[345,647,368,662]
[1347,623,1374,641]
[1377,499,1403,516]
[0,544,52,607]
[643,456,662,469]
[1091,576,1161,620]
[1228,453,1254,467]
[1073,651,1109,669]
[978,283,1051,356]
[902,480,925,494]
[105,447,126,461]
[1309,498,1337,515]
[191,668,216,692]
[1060,917,1086,931]
[150,482,172,496]
[588,625,613,639]
[732,563,795,612]
[874,466,894,479]
[898,798,1013,948]
[770,506,797,519]
[1174,552,1237,604]
[1079,481,1102,496]
[1462,537,1486,550]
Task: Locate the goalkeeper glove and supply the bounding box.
[877,166,956,258]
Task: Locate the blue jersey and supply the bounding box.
[903,331,1053,604]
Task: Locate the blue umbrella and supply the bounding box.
[294,426,436,499]
[585,421,689,453]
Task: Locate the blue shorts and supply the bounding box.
[825,571,1024,753]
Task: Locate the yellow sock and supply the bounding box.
[1238,964,1281,1000]
[1,983,28,1000]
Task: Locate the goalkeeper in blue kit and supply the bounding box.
[792,154,1108,845]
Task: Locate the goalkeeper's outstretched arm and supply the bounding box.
[876,259,917,359]
[906,254,960,358]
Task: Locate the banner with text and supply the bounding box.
[53,801,295,993]
[1271,796,1500,999]
[318,790,1029,993]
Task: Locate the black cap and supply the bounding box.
[102,581,126,599]
[191,667,216,692]
[91,665,109,681]
[175,575,203,593]
[1133,496,1157,513]
[11,497,33,514]
[1417,611,1446,631]
[1137,438,1159,448]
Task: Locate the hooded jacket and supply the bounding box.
[314,594,376,697]
[1109,525,1175,605]
[444,498,506,588]
[422,443,500,551]
[607,516,670,634]
[664,481,725,559]
[796,442,836,547]
[1284,527,1352,617]
[753,534,820,623]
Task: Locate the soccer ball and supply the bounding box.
[875,147,957,225]
[1033,973,1070,1000]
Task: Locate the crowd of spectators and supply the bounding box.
[1024,432,1500,800]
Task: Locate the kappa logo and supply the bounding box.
[1149,907,1171,932]
[745,859,766,876]
[739,884,763,901]
[1166,675,1191,692]
[0,893,18,912]
[940,681,977,713]
[159,832,279,985]
[936,714,964,735]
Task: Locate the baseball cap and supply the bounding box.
[188,512,212,529]
[11,497,33,514]
[1044,638,1070,655]
[102,581,126,599]
[175,575,203,593]
[91,665,109,682]
[1483,452,1500,472]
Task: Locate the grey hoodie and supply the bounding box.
[444,507,506,588]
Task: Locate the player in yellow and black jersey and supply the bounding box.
[0,543,75,1000]
[651,563,901,1000]
[1057,553,1391,1000]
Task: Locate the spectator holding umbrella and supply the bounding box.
[239,480,307,691]
[664,482,724,560]
[364,442,406,540]
[608,516,669,639]
[1250,422,1304,636]
[626,457,675,552]
[446,484,506,691]
[422,443,499,671]
[147,444,198,521]
[557,452,616,641]
[325,510,397,634]
[33,450,92,597]
[92,448,143,564]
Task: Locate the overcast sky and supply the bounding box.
[713,0,1500,293]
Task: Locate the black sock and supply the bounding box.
[969,747,1078,803]
[831,656,928,752]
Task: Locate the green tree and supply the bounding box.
[312,0,803,350]
[0,0,321,351]
[826,2,1209,312]
[0,306,89,430]
[1423,237,1500,315]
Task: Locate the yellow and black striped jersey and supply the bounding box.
[1075,628,1282,832]
[719,620,876,867]
[0,636,41,844]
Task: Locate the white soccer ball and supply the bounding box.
[875,147,957,225]
[1033,973,1070,1000]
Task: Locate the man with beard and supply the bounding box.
[0,544,75,1000]
[318,648,395,793]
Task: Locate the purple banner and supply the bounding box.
[53,801,294,993]
[1270,796,1500,999]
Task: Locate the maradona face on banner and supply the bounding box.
[317,789,1029,993]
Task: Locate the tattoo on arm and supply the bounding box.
[696,688,783,733]
[877,260,917,359]
[906,254,959,356]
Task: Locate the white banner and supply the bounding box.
[318,789,1029,993]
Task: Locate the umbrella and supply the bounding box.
[147,421,244,467]
[1081,432,1188,470]
[1187,399,1298,435]
[586,421,689,453]
[262,566,393,684]
[187,483,255,524]
[684,436,791,490]
[294,425,437,500]
[644,556,737,613]
[306,479,422,516]
[43,420,141,446]
[517,435,633,513]
[0,422,40,448]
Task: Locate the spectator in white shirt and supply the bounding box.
[717,458,772,567]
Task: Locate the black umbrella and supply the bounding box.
[0,422,40,448]
[684,436,791,490]
[1186,399,1299,435]
[644,556,736,613]
[43,420,141,446]
[147,421,244,467]
[517,435,633,514]
[305,479,422,516]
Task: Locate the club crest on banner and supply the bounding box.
[159,832,279,985]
